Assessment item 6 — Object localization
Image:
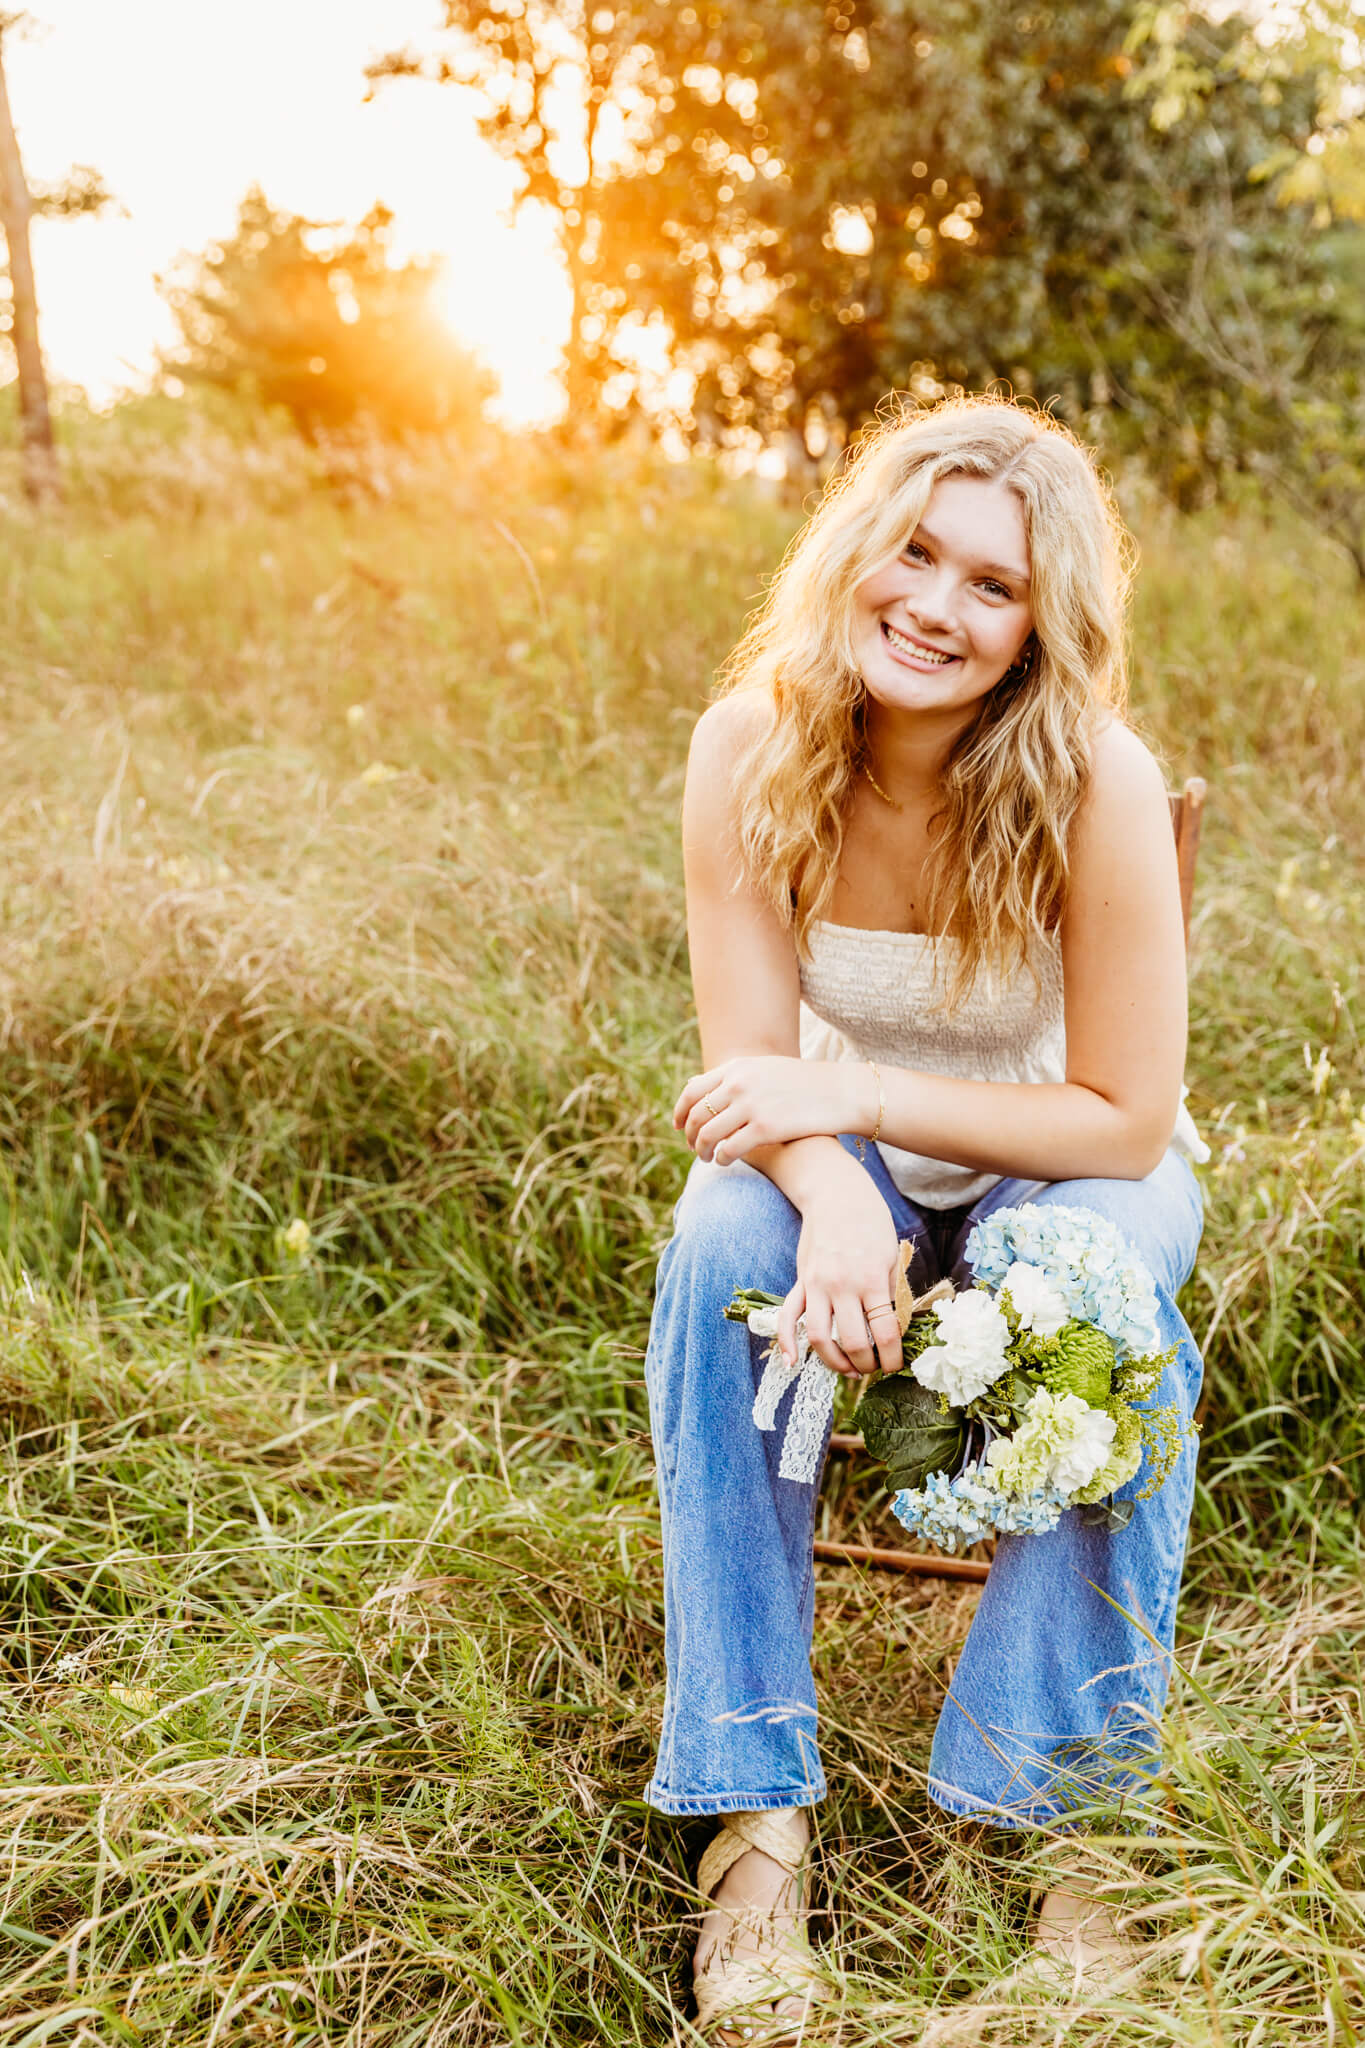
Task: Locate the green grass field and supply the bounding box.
[0,425,1360,2043]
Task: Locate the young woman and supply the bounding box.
[643,398,1208,2041]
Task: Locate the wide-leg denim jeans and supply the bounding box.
[643,1137,1204,1827]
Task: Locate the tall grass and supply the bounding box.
[0,431,1359,2042]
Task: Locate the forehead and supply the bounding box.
[914,475,1030,575]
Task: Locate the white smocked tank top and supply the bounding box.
[798,920,1207,1209]
[798,920,1064,1208]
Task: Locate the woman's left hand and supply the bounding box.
[674,1056,871,1164]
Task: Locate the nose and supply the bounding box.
[905,569,957,635]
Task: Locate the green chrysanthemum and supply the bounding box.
[1039,1320,1116,1411]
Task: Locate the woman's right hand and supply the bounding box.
[776,1159,904,1379]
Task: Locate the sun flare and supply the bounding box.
[429,203,572,430]
[8,0,573,430]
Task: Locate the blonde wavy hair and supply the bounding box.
[723,395,1136,1008]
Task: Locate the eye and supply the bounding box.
[902,539,929,562]
[980,578,1012,600]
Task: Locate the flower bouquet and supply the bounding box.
[725,1204,1189,1551]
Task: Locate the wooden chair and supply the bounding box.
[816,776,1208,1585]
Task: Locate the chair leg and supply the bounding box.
[820,1435,990,1584]
[814,1538,989,1584]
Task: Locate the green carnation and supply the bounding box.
[1040,1320,1116,1411]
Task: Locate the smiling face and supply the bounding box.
[850,474,1036,724]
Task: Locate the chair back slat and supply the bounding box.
[1169,775,1207,947]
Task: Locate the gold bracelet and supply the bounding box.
[868,1060,885,1145]
[855,1060,885,1164]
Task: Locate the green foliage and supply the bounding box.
[162,187,495,444]
[1077,1400,1142,1505]
[856,1371,965,1491]
[382,0,1365,569]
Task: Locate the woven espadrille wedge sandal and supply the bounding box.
[692,1809,828,2045]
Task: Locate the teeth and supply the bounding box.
[885,623,955,663]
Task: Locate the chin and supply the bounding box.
[867,664,972,708]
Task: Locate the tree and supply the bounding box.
[162,189,494,444]
[1118,1,1365,575]
[369,1,670,426]
[368,2,850,431]
[585,0,1344,470]
[0,11,111,502]
[377,0,1362,522]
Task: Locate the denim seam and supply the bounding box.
[928,1783,1038,1830]
[644,1780,827,1817]
[927,1777,1155,1829]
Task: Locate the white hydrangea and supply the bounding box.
[986,1388,1117,1499]
[911,1288,1011,1407]
[999,1261,1069,1338]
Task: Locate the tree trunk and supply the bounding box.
[0,37,60,504]
[556,201,597,440]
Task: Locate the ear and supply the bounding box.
[1003,634,1039,684]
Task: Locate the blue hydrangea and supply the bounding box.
[965,1203,1162,1361]
[890,1466,1067,1552]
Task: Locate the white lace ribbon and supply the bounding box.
[746,1307,838,1484]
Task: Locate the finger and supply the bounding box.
[866,1303,904,1375]
[806,1295,858,1379]
[697,1103,748,1163]
[832,1292,877,1377]
[683,1088,733,1150]
[676,1080,709,1138]
[712,1124,757,1167]
[673,1069,722,1131]
[777,1280,804,1368]
[672,1076,700,1130]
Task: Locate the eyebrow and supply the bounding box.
[912,522,1031,587]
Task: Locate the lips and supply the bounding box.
[882,621,959,665]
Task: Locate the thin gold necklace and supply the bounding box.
[863,763,903,811]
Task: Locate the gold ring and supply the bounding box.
[866,1303,899,1320]
[703,1093,720,1118]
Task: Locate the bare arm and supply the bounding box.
[868,724,1188,1180]
[680,696,903,1376]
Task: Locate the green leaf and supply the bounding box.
[857,1374,964,1492]
[722,1287,784,1324]
[1080,1495,1136,1534]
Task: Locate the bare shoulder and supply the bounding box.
[684,691,775,832]
[1087,716,1167,805]
[688,689,774,767]
[1066,716,1178,920]
[1077,718,1170,847]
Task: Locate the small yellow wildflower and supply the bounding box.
[108,1683,157,1714]
[346,703,368,727]
[1304,1044,1333,1098]
[1274,855,1300,909]
[359,760,400,786]
[283,1217,311,1260]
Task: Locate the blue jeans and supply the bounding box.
[643,1139,1205,1827]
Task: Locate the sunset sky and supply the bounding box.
[5,0,571,422]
